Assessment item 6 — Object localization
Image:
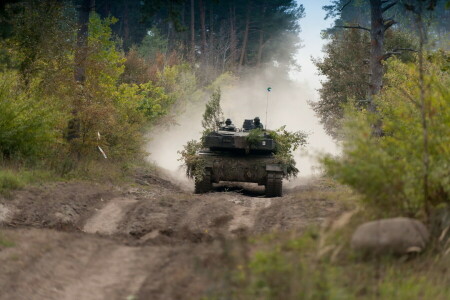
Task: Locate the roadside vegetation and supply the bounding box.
[201,180,450,300]
[0,0,303,189]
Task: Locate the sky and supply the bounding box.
[292,0,335,90]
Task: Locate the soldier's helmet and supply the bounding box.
[254,117,260,123]
[225,118,232,126]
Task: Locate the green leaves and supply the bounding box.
[177,139,203,179]
[0,71,60,159]
[201,88,224,136]
[268,126,308,178]
[322,53,450,216]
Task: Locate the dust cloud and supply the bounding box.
[145,65,338,185]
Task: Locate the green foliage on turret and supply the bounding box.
[201,88,224,140]
[268,127,308,178]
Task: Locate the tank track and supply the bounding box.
[194,169,212,194]
[266,171,283,197]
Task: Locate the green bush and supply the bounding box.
[0,71,60,160]
[321,52,450,216]
[267,126,308,178]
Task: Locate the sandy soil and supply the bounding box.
[0,173,343,300]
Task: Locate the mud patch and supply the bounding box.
[117,193,236,243]
[228,197,272,233]
[0,203,12,224]
[83,197,138,235]
[253,188,342,233]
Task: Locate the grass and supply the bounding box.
[0,168,59,196]
[0,156,156,196]
[205,225,450,300]
[0,170,24,194]
[0,231,15,248]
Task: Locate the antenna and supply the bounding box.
[265,87,271,130]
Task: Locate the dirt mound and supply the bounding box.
[1,182,118,230]
[254,191,340,233]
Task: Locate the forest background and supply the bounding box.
[0,0,304,183]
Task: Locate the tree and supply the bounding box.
[74,0,94,83]
[315,0,419,137]
[312,29,370,138]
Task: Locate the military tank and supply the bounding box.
[194,118,286,197]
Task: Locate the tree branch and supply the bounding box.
[335,25,370,32]
[340,0,353,11]
[392,48,418,52]
[398,86,421,109]
[383,18,397,31]
[381,52,401,60]
[382,1,398,12]
[381,48,418,60]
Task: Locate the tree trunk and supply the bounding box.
[229,4,237,68]
[123,1,129,49]
[368,0,384,111]
[257,30,264,66]
[209,2,214,65]
[415,3,430,218]
[199,0,207,55]
[256,3,266,67]
[190,0,195,62]
[238,2,251,71]
[69,0,94,144]
[74,0,93,83]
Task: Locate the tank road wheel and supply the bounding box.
[195,169,212,194]
[266,172,283,197]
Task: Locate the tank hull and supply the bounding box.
[195,150,286,196]
[199,150,283,184]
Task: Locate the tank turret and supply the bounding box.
[203,123,276,153]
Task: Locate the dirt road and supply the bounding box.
[0,174,342,300]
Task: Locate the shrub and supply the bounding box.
[0,71,61,160]
[322,52,450,216]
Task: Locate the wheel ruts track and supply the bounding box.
[195,169,212,194]
[266,171,283,197]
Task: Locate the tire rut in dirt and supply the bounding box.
[0,229,172,300]
[117,192,236,244]
[83,197,138,235]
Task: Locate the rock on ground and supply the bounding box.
[351,217,429,255]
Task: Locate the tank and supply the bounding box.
[194,119,287,197]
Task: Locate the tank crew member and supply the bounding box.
[254,117,264,129]
[222,118,236,131]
